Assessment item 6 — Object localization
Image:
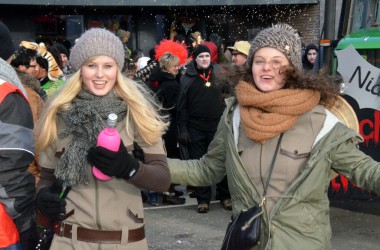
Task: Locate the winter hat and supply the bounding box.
[69,28,124,71]
[247,23,302,71]
[0,58,27,97]
[304,43,318,54]
[227,41,251,56]
[302,43,319,68]
[137,56,150,71]
[0,21,15,61]
[193,45,210,59]
[116,29,130,42]
[53,43,70,58]
[203,41,218,63]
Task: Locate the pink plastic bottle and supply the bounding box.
[92,113,120,181]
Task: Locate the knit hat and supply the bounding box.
[247,23,302,71]
[53,43,70,58]
[137,56,150,71]
[0,21,15,61]
[227,41,251,56]
[193,45,210,59]
[69,28,124,71]
[116,29,130,41]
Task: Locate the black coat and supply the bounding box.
[177,60,224,132]
[148,67,180,158]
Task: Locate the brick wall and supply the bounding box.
[224,4,321,47]
[285,4,321,47]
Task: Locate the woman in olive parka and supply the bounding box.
[168,24,380,250]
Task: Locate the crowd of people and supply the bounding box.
[1,18,380,250]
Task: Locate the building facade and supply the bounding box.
[0,0,323,55]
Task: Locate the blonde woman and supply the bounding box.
[35,28,170,249]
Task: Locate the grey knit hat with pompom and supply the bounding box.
[247,23,302,71]
[70,28,124,71]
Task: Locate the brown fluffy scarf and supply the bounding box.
[235,80,320,144]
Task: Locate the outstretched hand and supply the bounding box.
[209,33,223,49]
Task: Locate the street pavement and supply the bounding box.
[143,194,380,250]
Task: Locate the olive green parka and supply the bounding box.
[169,97,380,250]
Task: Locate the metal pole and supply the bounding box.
[323,0,336,74]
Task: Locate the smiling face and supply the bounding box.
[252,47,289,92]
[81,55,118,96]
[195,52,211,69]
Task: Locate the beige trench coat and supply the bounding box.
[39,115,167,250]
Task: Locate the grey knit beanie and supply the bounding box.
[69,28,124,71]
[247,23,302,71]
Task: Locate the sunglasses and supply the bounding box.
[25,65,37,69]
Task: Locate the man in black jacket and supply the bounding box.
[177,45,226,213]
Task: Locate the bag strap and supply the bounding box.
[262,133,283,198]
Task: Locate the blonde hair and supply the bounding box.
[36,56,168,152]
[191,31,202,42]
[159,52,180,71]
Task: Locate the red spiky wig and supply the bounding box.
[155,39,188,65]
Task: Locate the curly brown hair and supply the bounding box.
[215,63,341,109]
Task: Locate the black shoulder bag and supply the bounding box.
[221,133,283,250]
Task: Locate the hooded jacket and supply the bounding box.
[169,97,380,250]
[302,44,318,71]
[0,59,35,235]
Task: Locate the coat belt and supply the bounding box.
[53,222,145,244]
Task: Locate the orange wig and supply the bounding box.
[155,39,188,65]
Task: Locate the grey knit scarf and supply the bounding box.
[55,90,127,186]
